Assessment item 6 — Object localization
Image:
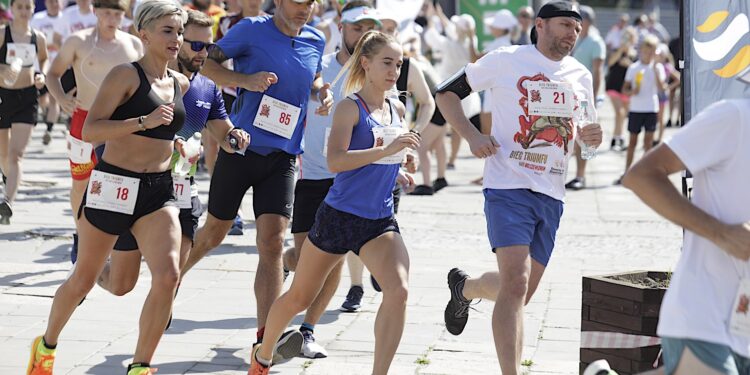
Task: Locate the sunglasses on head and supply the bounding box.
[184,39,215,52]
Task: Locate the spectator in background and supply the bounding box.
[617,35,666,185]
[605,13,629,52]
[667,36,682,128]
[185,0,226,37]
[654,43,680,145]
[633,14,650,46]
[566,5,604,191]
[483,9,516,53]
[315,0,344,55]
[512,5,533,45]
[31,0,68,146]
[63,0,97,34]
[648,11,670,43]
[605,26,637,152]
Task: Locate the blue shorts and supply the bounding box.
[662,337,750,375]
[483,188,563,266]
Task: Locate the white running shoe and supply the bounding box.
[301,330,328,359]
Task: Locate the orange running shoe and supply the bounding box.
[247,344,270,375]
[27,336,55,375]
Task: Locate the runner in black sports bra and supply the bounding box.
[110,61,186,140]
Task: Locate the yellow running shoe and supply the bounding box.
[127,363,157,375]
[27,336,55,375]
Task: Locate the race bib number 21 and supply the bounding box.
[526,81,574,118]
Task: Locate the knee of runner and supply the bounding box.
[256,233,285,254]
[109,282,136,297]
[503,274,529,299]
[66,272,98,297]
[382,284,409,305]
[285,289,316,313]
[151,266,180,291]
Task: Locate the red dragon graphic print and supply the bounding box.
[513,74,576,155]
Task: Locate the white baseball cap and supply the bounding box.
[485,9,517,30]
[450,14,475,31]
[341,6,382,26]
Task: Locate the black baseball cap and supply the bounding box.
[530,1,582,44]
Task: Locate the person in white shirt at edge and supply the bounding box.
[434,2,602,374]
[64,0,98,34]
[622,79,750,375]
[31,0,68,146]
[566,5,605,191]
[421,3,481,189]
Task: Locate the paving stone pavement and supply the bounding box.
[0,100,683,374]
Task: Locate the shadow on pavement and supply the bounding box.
[165,317,257,334]
[0,269,61,288]
[33,243,72,264]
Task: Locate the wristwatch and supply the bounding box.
[137,116,146,131]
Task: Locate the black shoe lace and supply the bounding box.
[454,299,481,319]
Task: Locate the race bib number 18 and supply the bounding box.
[526,81,574,118]
[253,94,301,139]
[85,170,139,215]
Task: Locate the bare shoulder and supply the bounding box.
[169,69,190,93]
[334,98,360,124]
[33,29,47,43]
[107,63,140,85]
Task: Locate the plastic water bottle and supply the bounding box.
[174,132,202,176]
[577,100,597,160]
[4,56,22,86]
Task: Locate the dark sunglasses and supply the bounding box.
[184,39,215,52]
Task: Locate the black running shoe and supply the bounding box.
[340,285,364,312]
[0,199,12,225]
[432,178,448,193]
[444,268,472,336]
[409,185,434,195]
[564,177,585,191]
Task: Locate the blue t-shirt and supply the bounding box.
[324,95,402,220]
[217,16,325,155]
[300,52,343,180]
[179,72,228,139]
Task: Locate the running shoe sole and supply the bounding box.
[273,330,303,363]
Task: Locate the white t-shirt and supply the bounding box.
[658,99,750,356]
[625,61,665,113]
[30,11,69,62]
[465,45,594,202]
[323,20,341,55]
[63,5,97,35]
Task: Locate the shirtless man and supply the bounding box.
[46,0,142,263]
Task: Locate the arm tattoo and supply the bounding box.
[208,45,229,64]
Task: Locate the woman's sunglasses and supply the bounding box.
[184,39,215,52]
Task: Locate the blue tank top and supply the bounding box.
[324,94,403,220]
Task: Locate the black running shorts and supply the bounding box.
[291,178,334,234]
[79,161,177,235]
[208,149,296,220]
[0,86,38,128]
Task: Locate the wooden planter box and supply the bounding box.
[580,271,669,375]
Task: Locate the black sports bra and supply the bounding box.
[1,26,38,68]
[110,62,185,140]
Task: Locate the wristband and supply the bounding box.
[137,116,146,131]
